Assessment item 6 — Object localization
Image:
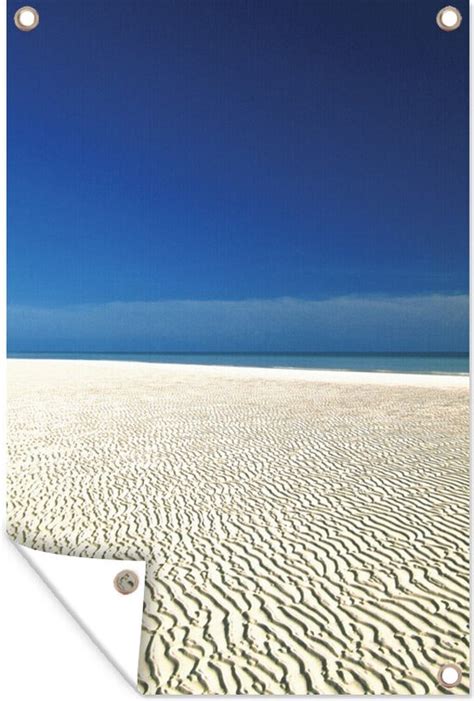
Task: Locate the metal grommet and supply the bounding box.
[14,6,40,31]
[438,663,462,688]
[436,6,462,32]
[114,569,139,595]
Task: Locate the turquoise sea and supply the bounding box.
[8,352,469,375]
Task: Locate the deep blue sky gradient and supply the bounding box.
[7,0,469,351]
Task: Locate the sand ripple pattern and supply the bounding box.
[7,360,469,695]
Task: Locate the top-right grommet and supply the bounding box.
[436,6,462,31]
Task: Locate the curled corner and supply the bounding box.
[14,541,146,689]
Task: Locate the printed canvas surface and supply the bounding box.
[7,0,469,694]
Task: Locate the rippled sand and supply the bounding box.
[7,359,469,695]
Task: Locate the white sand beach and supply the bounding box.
[7,359,469,694]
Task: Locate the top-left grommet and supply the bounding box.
[14,6,39,31]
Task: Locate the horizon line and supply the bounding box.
[7,350,469,357]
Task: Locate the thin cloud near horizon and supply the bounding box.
[7,293,468,353]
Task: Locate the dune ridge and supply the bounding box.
[7,359,469,694]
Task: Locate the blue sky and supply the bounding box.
[8,0,469,352]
